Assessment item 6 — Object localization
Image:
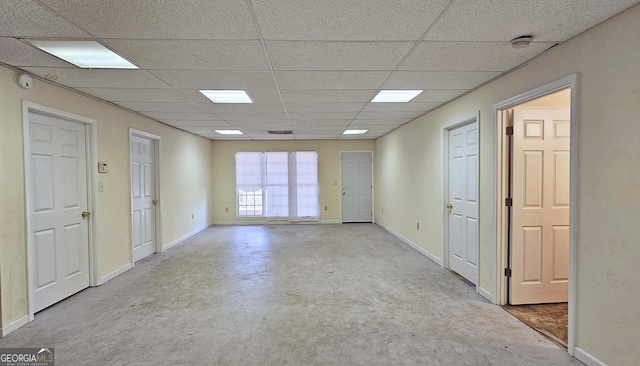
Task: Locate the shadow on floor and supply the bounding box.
[502,303,568,347]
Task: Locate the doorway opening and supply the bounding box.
[494,75,577,352]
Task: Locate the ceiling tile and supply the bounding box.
[40,0,258,39]
[362,102,441,112]
[145,112,218,121]
[76,88,194,103]
[105,40,269,71]
[21,67,169,88]
[279,89,377,103]
[0,1,90,37]
[115,102,207,113]
[425,0,639,42]
[275,71,389,89]
[292,124,350,130]
[349,119,411,126]
[0,37,74,67]
[214,113,289,122]
[355,111,425,120]
[287,112,358,120]
[289,119,353,126]
[266,41,413,70]
[411,89,468,103]
[382,71,501,89]
[252,0,450,41]
[284,103,365,113]
[198,103,286,114]
[400,41,556,71]
[151,70,277,89]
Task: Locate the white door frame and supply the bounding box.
[340,150,374,223]
[441,112,480,291]
[129,128,162,264]
[22,101,99,322]
[492,74,578,354]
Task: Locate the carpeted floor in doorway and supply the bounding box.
[502,303,568,347]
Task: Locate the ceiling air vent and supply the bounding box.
[267,130,293,135]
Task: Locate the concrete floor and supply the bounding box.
[0,224,582,365]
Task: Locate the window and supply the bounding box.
[235,151,319,219]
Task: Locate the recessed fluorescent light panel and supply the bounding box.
[371,90,423,103]
[25,40,138,69]
[343,130,368,135]
[200,90,253,104]
[215,130,244,135]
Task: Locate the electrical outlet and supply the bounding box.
[417,222,420,230]
[225,207,229,212]
[324,206,327,211]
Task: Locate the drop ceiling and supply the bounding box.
[1,0,638,140]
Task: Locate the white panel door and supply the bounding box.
[448,122,479,284]
[510,108,570,304]
[29,112,90,312]
[341,152,372,223]
[131,135,156,262]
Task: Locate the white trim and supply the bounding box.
[440,112,480,290]
[492,74,578,354]
[574,348,608,366]
[340,150,375,223]
[162,223,213,251]
[129,129,162,264]
[98,263,133,285]
[478,287,492,301]
[22,101,98,324]
[379,224,443,266]
[1,315,29,337]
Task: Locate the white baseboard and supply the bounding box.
[162,223,213,251]
[379,224,443,266]
[212,220,337,225]
[1,315,29,337]
[98,263,133,285]
[574,347,608,366]
[478,287,493,302]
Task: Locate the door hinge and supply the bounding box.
[505,197,513,207]
[504,268,512,277]
[506,126,514,135]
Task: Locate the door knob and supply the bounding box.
[446,203,453,209]
[82,211,91,217]
[152,199,158,205]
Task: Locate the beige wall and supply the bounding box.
[211,140,375,224]
[375,5,640,366]
[0,65,213,331]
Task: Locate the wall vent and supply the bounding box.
[267,130,293,135]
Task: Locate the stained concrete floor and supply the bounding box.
[0,224,582,365]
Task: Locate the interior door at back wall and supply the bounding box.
[341,152,373,223]
[448,122,479,285]
[131,135,156,262]
[29,112,90,312]
[510,107,570,304]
